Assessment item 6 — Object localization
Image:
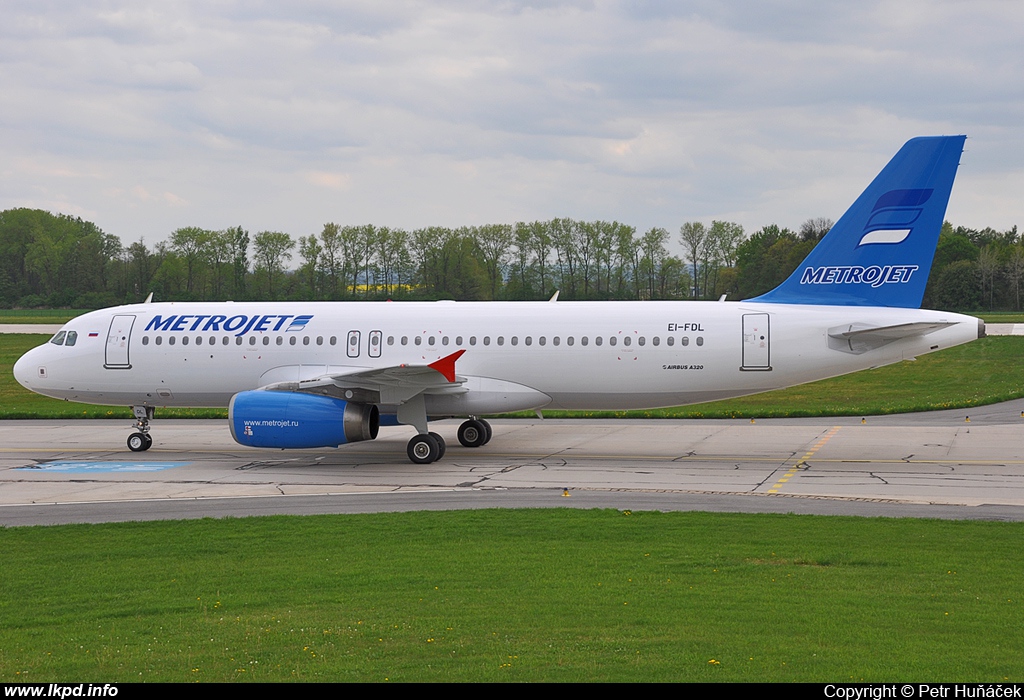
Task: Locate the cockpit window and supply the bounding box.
[65,331,78,347]
[50,331,66,346]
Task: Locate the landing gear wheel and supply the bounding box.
[458,419,487,448]
[428,432,446,460]
[127,432,151,452]
[407,433,441,464]
[480,419,493,445]
[129,406,155,453]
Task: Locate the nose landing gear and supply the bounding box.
[127,405,154,452]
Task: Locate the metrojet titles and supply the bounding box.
[800,264,918,288]
[144,314,313,336]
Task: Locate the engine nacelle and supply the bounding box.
[229,390,379,449]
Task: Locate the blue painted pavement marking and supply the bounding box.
[18,461,191,473]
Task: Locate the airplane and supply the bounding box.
[13,135,983,464]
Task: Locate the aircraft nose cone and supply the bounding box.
[13,348,38,390]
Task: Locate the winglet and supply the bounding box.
[428,349,465,382]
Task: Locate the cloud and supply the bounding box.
[0,0,1021,243]
[305,171,352,191]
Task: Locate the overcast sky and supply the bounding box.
[2,0,1022,250]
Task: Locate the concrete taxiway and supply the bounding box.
[2,398,1024,526]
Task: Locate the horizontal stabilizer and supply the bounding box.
[827,321,958,354]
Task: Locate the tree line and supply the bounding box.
[0,207,1017,311]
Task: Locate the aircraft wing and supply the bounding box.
[827,321,959,354]
[261,350,467,405]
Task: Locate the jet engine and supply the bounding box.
[229,390,379,449]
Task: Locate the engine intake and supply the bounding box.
[229,390,379,449]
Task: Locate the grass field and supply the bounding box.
[0,309,88,324]
[1,509,1022,682]
[978,312,1024,323]
[553,335,1024,419]
[3,334,1024,419]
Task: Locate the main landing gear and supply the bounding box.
[407,432,446,464]
[404,419,492,464]
[127,405,154,452]
[457,418,492,448]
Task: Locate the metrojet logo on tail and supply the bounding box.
[799,264,919,288]
[856,187,933,247]
[144,313,314,335]
[797,188,933,289]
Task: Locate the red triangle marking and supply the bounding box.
[428,349,465,382]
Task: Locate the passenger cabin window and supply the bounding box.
[142,336,149,346]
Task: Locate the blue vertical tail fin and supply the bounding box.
[750,135,966,308]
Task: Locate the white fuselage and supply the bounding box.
[14,300,981,414]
